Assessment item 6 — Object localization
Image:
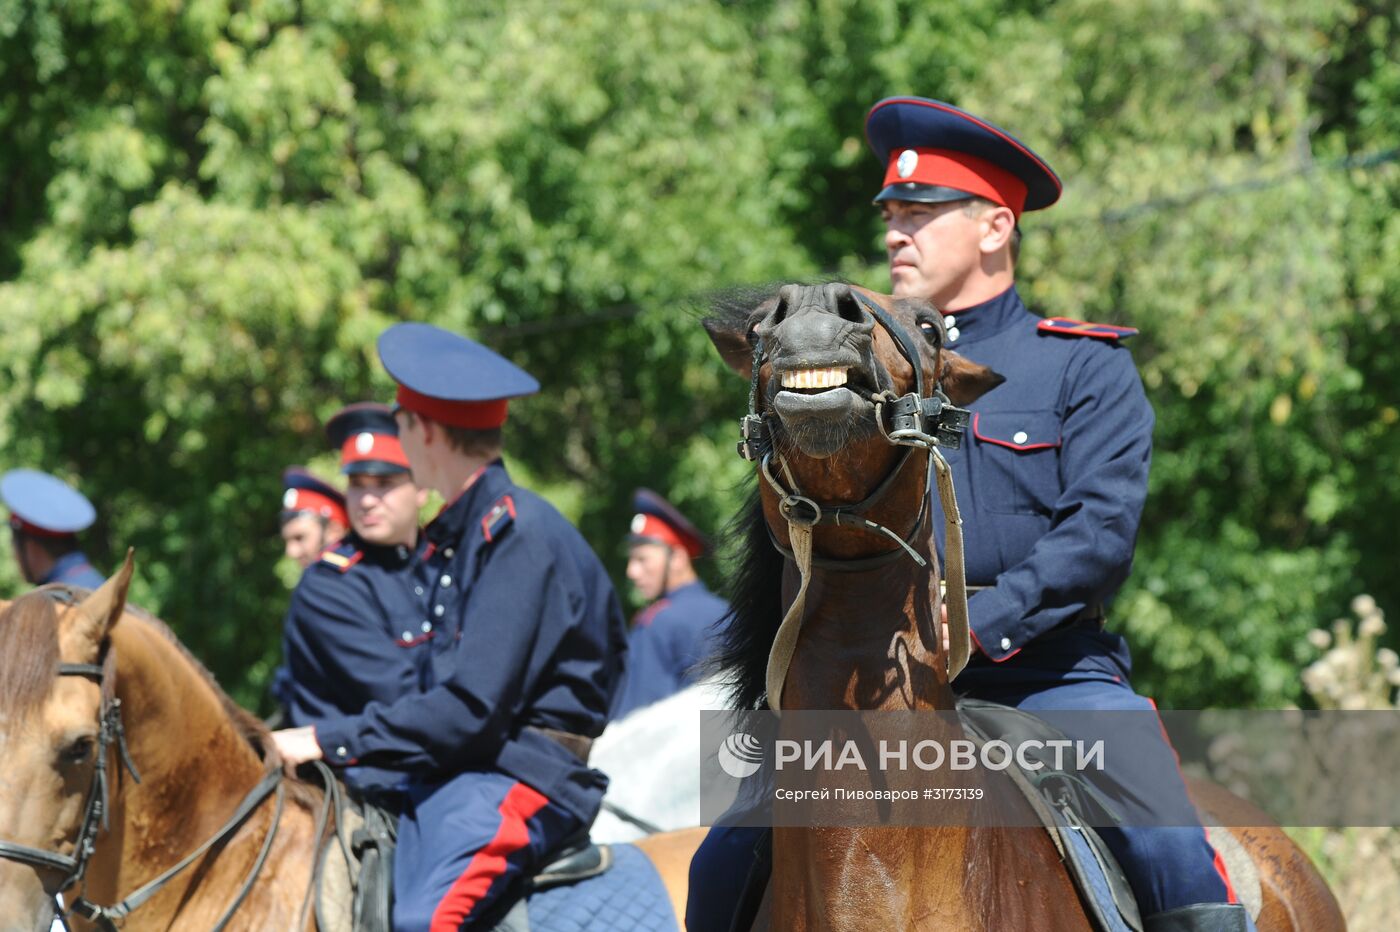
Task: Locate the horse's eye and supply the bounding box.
[918,321,940,344]
[745,325,759,347]
[61,737,95,765]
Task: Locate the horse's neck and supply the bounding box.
[779,553,954,712]
[772,552,1081,929]
[84,615,286,921]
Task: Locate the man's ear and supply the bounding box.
[703,317,754,380]
[940,350,1006,407]
[978,204,1017,256]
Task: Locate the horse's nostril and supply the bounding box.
[833,290,871,327]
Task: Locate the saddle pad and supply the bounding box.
[1063,823,1136,932]
[525,842,678,932]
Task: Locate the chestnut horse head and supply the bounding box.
[0,563,137,928]
[0,556,322,931]
[705,282,1002,712]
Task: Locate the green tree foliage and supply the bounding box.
[1,0,1395,710]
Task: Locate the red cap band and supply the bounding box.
[283,490,348,528]
[631,514,702,558]
[882,148,1029,217]
[8,516,75,539]
[340,432,410,469]
[395,384,510,430]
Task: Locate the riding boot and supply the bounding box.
[1143,903,1252,932]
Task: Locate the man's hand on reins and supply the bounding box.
[270,726,324,766]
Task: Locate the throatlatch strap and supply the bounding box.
[931,448,970,681]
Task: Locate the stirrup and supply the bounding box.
[1144,903,1251,932]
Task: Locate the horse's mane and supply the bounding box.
[707,482,786,712]
[0,593,62,726]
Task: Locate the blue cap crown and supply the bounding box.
[1,469,97,535]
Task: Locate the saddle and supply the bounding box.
[728,699,1158,932]
[313,782,613,932]
[955,697,1144,932]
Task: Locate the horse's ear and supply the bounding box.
[70,549,135,656]
[940,350,1005,407]
[703,317,754,380]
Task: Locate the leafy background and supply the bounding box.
[2,0,1397,721]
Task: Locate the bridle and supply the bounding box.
[0,657,137,897]
[0,588,286,932]
[734,289,975,710]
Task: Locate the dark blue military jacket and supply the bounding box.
[933,286,1153,679]
[44,551,105,590]
[282,531,434,791]
[610,580,728,720]
[314,461,628,823]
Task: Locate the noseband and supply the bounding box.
[0,588,285,932]
[733,290,975,709]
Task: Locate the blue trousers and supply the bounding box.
[687,670,1239,931]
[393,770,583,932]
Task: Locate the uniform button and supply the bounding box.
[943,315,956,328]
[421,621,433,633]
[443,547,455,558]
[1000,637,1012,651]
[414,586,424,596]
[947,326,961,342]
[434,604,445,617]
[335,746,348,758]
[440,575,452,588]
[1012,430,1028,444]
[401,631,414,642]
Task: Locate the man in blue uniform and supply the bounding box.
[279,403,431,794]
[280,467,349,569]
[610,488,729,720]
[273,324,628,932]
[2,469,105,589]
[688,98,1250,932]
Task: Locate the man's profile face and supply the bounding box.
[346,472,423,546]
[881,198,984,305]
[281,514,329,568]
[626,542,675,603]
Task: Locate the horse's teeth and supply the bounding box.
[781,368,849,389]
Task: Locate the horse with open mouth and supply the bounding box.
[699,281,1344,931]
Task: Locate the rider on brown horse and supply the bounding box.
[687,97,1254,932]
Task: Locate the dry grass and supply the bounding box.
[1286,596,1400,932]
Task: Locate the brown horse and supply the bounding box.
[703,282,1345,931]
[0,560,699,931]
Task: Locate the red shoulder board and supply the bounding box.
[481,495,517,543]
[1037,317,1139,341]
[633,598,671,629]
[319,548,363,573]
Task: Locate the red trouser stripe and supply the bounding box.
[429,782,550,931]
[1146,697,1239,905]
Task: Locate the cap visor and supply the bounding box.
[873,183,976,206]
[342,462,412,477]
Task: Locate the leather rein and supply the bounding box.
[0,589,289,932]
[735,290,975,710]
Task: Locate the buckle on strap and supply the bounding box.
[737,414,771,462]
[883,391,971,450]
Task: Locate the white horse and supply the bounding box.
[590,679,734,843]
